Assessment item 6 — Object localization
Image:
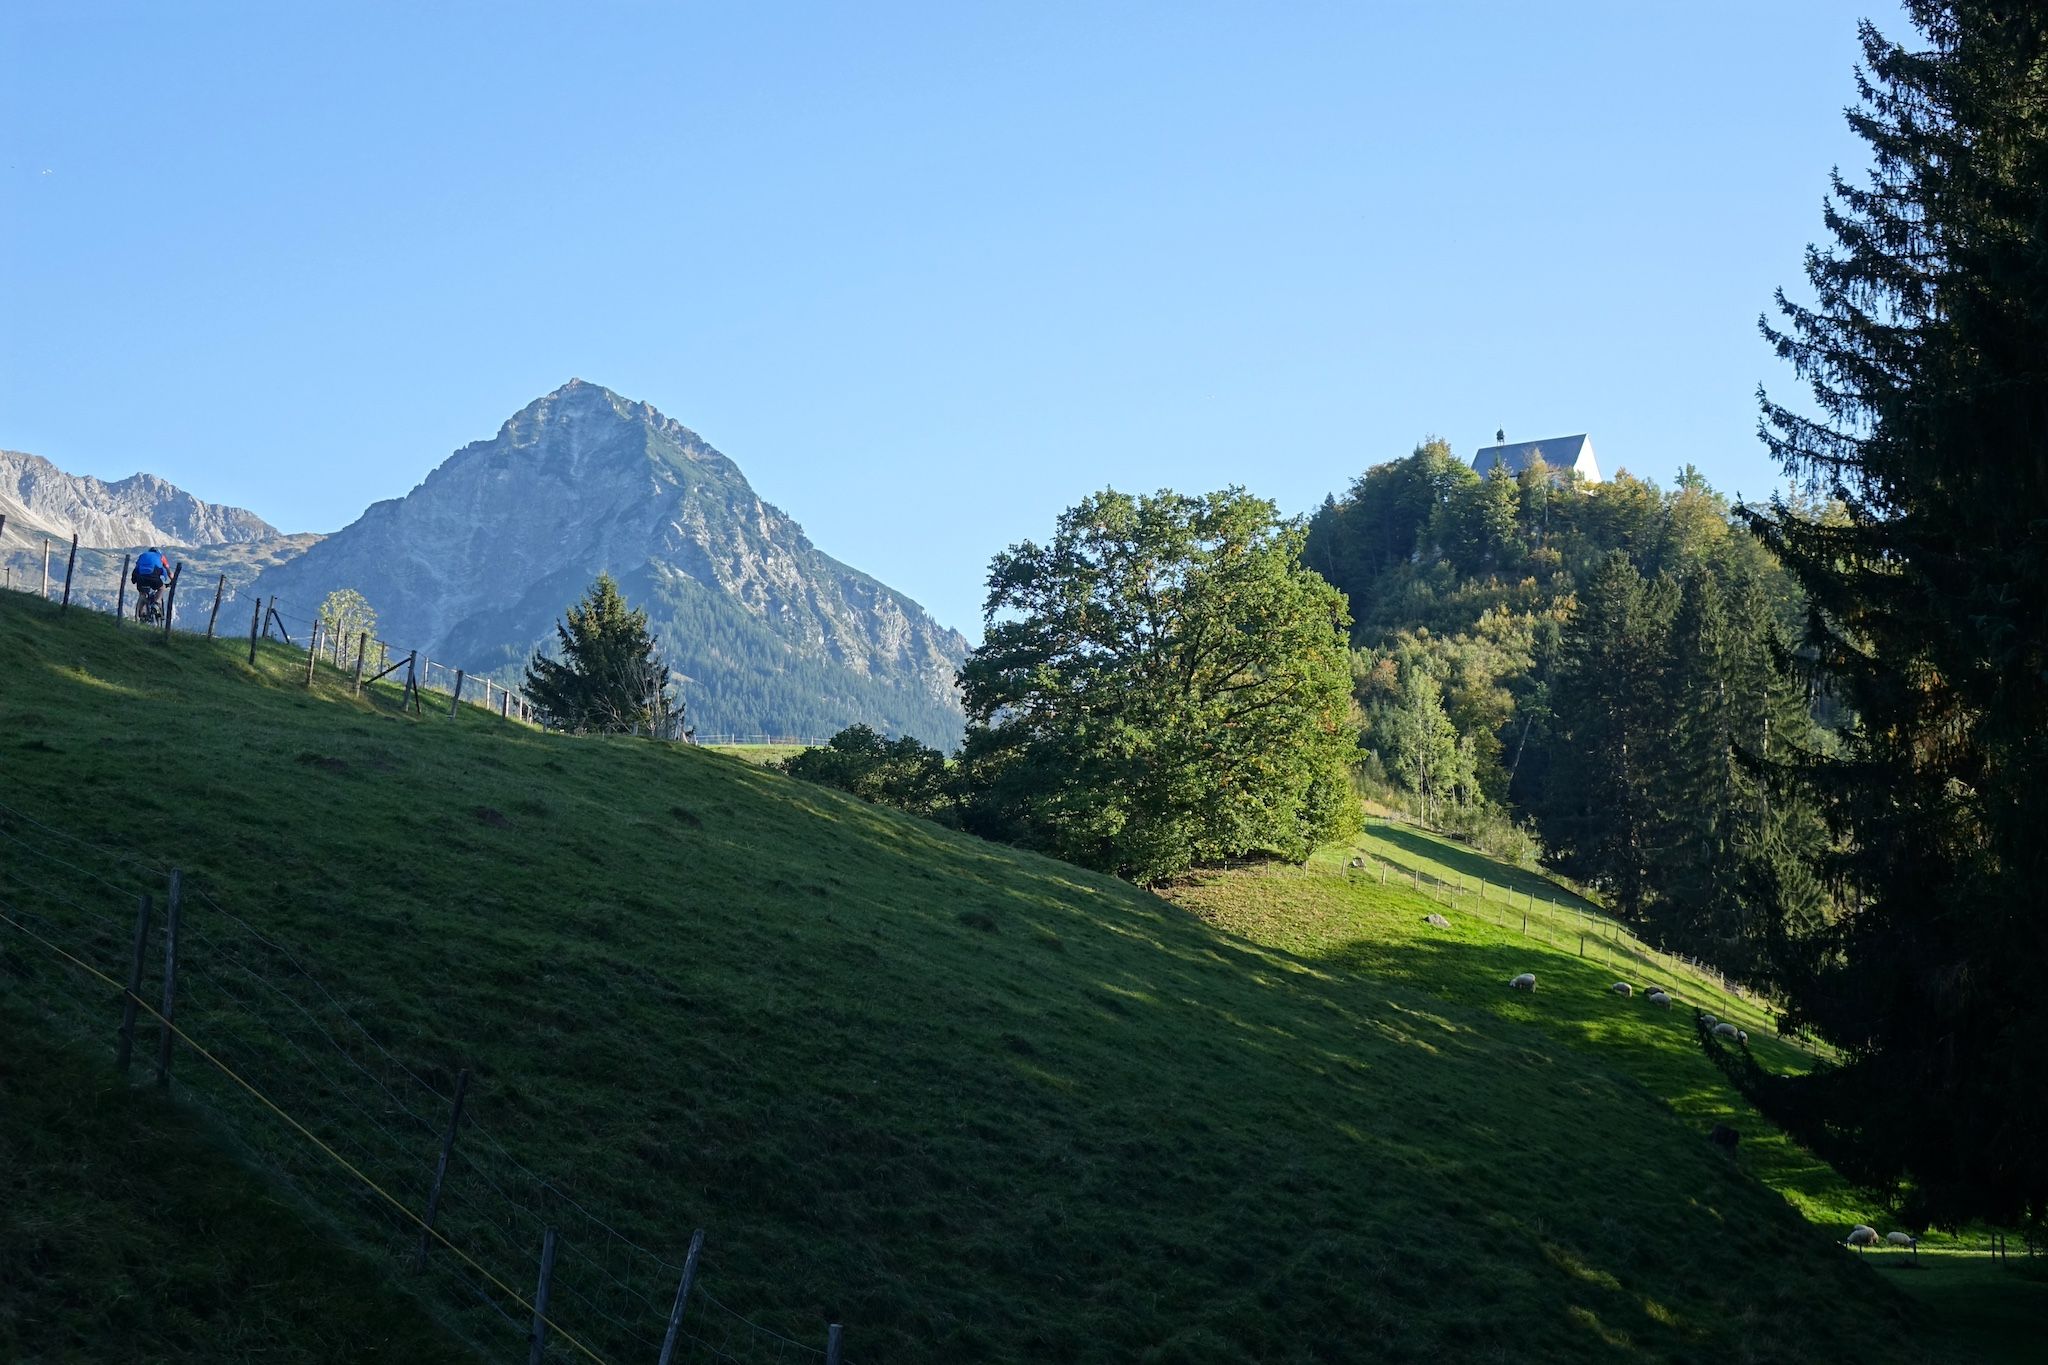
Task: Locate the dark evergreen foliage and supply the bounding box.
[780,725,958,824]
[1747,1,2048,1229]
[523,574,683,736]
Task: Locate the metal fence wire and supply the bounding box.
[0,797,856,1365]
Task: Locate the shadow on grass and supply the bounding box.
[1364,820,1597,911]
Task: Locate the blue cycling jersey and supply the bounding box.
[136,550,166,577]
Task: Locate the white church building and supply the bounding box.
[1471,433,1602,483]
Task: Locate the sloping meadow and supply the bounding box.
[0,594,1912,1363]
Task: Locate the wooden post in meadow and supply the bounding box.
[825,1323,844,1365]
[305,622,320,686]
[42,538,51,598]
[525,1228,559,1365]
[204,574,226,639]
[655,1229,705,1365]
[351,631,369,695]
[247,596,263,665]
[413,1069,470,1271]
[155,871,183,1089]
[58,533,78,611]
[160,563,182,636]
[115,893,154,1075]
[500,688,510,720]
[265,596,277,639]
[448,669,465,719]
[116,554,131,622]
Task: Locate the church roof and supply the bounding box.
[1472,434,1601,483]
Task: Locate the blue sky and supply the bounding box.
[3,2,1902,635]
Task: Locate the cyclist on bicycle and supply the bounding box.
[132,547,169,620]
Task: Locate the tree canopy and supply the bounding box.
[957,488,1360,883]
[1745,1,2048,1230]
[524,573,683,737]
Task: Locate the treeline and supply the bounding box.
[1306,442,1834,974]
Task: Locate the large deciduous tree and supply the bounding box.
[959,488,1360,883]
[1748,2,2048,1229]
[524,573,682,737]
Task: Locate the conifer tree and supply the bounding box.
[1534,551,1675,920]
[524,574,682,736]
[1748,2,2048,1228]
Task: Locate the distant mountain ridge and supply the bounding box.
[0,450,281,549]
[245,381,969,744]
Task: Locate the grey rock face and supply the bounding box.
[246,380,970,745]
[0,451,280,549]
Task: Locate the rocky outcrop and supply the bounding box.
[0,451,281,549]
[246,381,969,745]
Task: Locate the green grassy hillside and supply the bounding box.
[0,999,472,1363]
[0,593,2024,1362]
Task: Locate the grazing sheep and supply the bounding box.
[1509,972,1537,992]
[1845,1225,1881,1249]
[1709,1122,1740,1155]
[1701,1013,1718,1027]
[1886,1231,1918,1248]
[1424,913,1452,929]
[1737,1029,1749,1045]
[1611,982,1633,997]
[1712,1022,1740,1040]
[1647,990,1673,1008]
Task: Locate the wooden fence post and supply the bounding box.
[656,1229,706,1365]
[116,554,131,622]
[59,533,78,610]
[825,1323,844,1365]
[526,1227,559,1365]
[482,678,493,713]
[500,688,510,720]
[413,1069,470,1271]
[42,538,50,598]
[265,596,277,639]
[352,631,369,695]
[155,870,183,1089]
[306,622,320,686]
[115,893,154,1075]
[248,597,263,665]
[405,651,420,714]
[449,669,465,719]
[161,563,182,636]
[205,574,226,639]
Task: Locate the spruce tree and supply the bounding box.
[1749,2,2048,1228]
[524,574,682,736]
[1534,551,1675,920]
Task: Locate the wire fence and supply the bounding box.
[0,796,857,1364]
[1315,839,1831,1056]
[0,525,549,726]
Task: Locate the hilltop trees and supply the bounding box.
[957,488,1359,883]
[1746,2,2048,1229]
[524,574,682,736]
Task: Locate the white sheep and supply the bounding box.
[1701,1013,1719,1027]
[1886,1231,1918,1248]
[1737,1029,1749,1045]
[1712,1022,1740,1039]
[1647,990,1673,1008]
[1611,982,1633,997]
[1509,972,1536,992]
[1424,913,1452,929]
[1845,1225,1880,1249]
